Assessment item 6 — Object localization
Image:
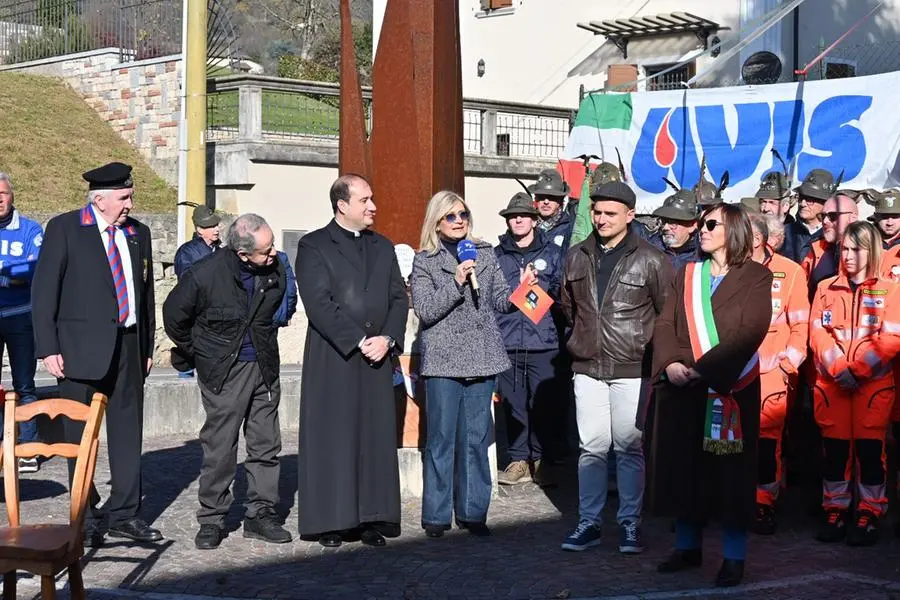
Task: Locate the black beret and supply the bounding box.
[590,181,636,210]
[82,162,134,191]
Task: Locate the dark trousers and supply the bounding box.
[0,313,38,442]
[497,350,558,462]
[60,327,143,528]
[197,361,281,526]
[422,376,494,527]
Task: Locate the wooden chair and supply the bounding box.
[0,391,107,600]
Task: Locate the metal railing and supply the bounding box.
[0,0,182,64]
[800,40,900,81]
[208,75,575,159]
[0,0,236,65]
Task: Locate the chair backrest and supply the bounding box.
[2,392,107,547]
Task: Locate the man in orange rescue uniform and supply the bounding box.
[871,189,900,537]
[810,221,900,546]
[749,214,809,535]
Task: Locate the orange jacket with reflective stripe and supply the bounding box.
[801,239,829,277]
[881,245,900,283]
[759,252,809,375]
[810,275,900,382]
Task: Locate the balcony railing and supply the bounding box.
[207,75,575,159]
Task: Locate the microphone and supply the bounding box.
[456,239,480,292]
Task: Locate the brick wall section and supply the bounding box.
[3,50,182,185]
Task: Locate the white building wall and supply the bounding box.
[373,0,900,107]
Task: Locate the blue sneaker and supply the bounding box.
[619,520,644,554]
[178,370,195,379]
[561,520,602,551]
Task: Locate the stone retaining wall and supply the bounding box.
[1,49,182,185]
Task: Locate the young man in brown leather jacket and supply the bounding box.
[559,181,672,555]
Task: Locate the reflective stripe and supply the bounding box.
[788,309,809,323]
[823,480,852,510]
[785,346,806,369]
[882,320,900,333]
[863,350,882,368]
[812,318,824,329]
[771,313,787,325]
[832,329,852,342]
[759,354,781,372]
[855,327,874,339]
[822,346,843,367]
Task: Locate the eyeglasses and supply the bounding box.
[698,219,724,232]
[823,211,852,222]
[444,211,469,224]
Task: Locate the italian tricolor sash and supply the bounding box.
[684,260,759,455]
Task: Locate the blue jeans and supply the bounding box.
[675,519,747,560]
[422,376,494,527]
[0,313,38,442]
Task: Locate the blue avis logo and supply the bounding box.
[632,96,873,194]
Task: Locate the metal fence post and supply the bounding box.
[238,84,263,141]
[481,109,497,155]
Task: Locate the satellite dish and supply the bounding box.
[742,51,782,85]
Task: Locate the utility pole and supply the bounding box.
[182,0,207,244]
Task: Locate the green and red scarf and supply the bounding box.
[684,260,759,455]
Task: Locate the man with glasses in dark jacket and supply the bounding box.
[164,213,292,550]
[494,192,564,487]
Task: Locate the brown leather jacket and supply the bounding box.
[561,231,673,379]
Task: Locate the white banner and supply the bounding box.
[562,71,900,214]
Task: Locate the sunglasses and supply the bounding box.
[444,211,470,224]
[697,219,724,232]
[823,211,852,222]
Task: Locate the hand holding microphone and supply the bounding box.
[456,239,480,293]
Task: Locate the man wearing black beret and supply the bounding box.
[32,161,161,547]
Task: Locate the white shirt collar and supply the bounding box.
[801,220,822,235]
[334,218,361,238]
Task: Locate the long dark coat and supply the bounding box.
[295,220,409,536]
[647,259,772,528]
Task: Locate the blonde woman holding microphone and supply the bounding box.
[410,190,535,539]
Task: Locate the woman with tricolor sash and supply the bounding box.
[648,203,772,588]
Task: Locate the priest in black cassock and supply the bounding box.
[295,173,409,548]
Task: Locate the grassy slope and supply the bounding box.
[0,72,176,213]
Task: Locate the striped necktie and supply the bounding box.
[106,226,129,324]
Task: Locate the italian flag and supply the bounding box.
[558,92,633,247]
[558,92,634,199]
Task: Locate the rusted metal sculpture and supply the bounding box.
[339,0,465,247]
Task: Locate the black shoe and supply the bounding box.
[752,504,776,536]
[360,528,387,547]
[108,518,163,543]
[816,509,847,543]
[83,522,104,548]
[243,508,292,544]
[424,524,447,538]
[319,532,343,548]
[458,521,491,537]
[195,524,224,550]
[847,510,879,547]
[715,559,745,587]
[369,522,401,538]
[658,549,703,573]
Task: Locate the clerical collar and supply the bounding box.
[335,219,361,238]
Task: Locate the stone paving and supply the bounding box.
[6,433,900,600]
